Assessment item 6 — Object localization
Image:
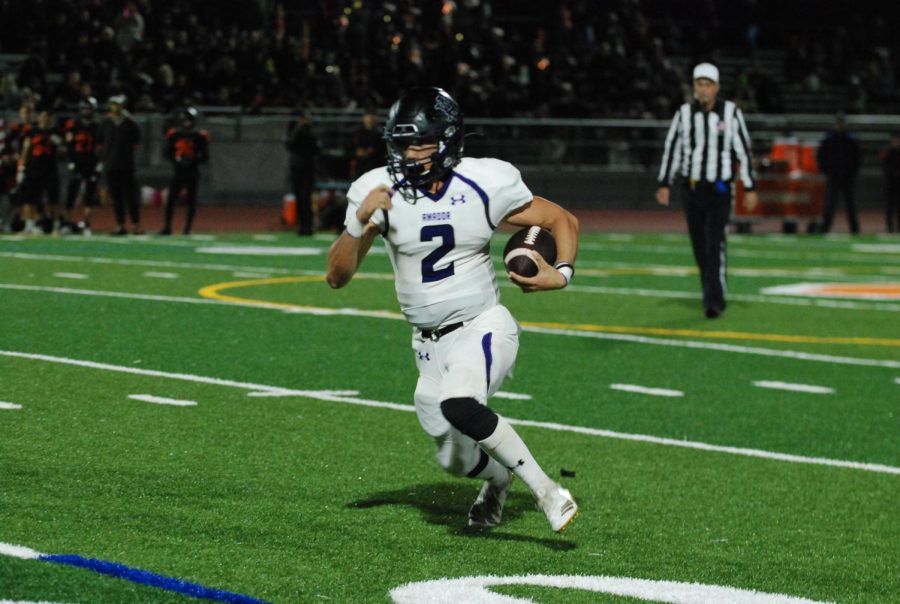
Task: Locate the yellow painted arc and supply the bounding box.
[521,320,900,347]
[197,275,900,348]
[198,275,326,310]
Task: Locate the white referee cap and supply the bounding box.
[693,63,719,83]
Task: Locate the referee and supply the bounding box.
[656,63,758,318]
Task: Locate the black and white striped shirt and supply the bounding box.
[657,99,757,190]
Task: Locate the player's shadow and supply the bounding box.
[348,482,576,550]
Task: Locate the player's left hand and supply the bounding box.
[508,251,567,292]
[744,191,759,211]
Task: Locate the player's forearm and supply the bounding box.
[549,209,579,265]
[326,229,375,288]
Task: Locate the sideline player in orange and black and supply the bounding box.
[4,104,36,232]
[62,97,100,234]
[160,107,209,235]
[18,109,63,234]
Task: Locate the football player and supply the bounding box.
[63,97,101,235]
[18,109,62,234]
[160,107,209,235]
[327,87,580,533]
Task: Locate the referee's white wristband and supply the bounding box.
[345,215,367,238]
[555,262,574,286]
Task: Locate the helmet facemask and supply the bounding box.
[383,88,464,203]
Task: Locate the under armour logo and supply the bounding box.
[417,352,430,361]
[450,194,466,205]
[506,459,525,472]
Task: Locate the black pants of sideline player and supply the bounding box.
[66,168,99,213]
[164,168,199,234]
[822,178,860,234]
[107,169,140,230]
[683,181,731,317]
[289,164,314,235]
[19,169,60,215]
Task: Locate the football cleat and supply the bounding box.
[537,483,578,533]
[468,471,513,528]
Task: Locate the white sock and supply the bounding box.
[479,416,554,495]
[470,452,511,486]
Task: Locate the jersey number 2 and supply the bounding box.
[420,225,455,283]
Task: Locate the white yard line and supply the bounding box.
[562,283,900,312]
[231,272,274,278]
[576,242,900,264]
[852,243,900,254]
[195,246,322,256]
[0,542,41,559]
[522,324,900,370]
[752,381,835,394]
[0,402,23,410]
[52,273,88,280]
[3,282,899,369]
[143,271,179,279]
[0,251,299,275]
[610,384,684,397]
[1,349,897,476]
[5,250,899,311]
[128,394,198,406]
[493,392,533,400]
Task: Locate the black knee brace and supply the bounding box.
[440,397,498,441]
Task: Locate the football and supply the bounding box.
[503,226,557,279]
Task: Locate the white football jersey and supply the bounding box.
[345,157,533,328]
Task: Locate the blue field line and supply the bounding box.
[39,553,272,604]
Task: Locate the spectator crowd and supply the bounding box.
[0,0,898,119]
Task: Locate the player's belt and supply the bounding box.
[420,322,464,341]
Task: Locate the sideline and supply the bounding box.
[2,349,898,476]
[3,249,899,311]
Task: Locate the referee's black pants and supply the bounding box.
[683,181,732,313]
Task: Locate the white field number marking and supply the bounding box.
[0,402,23,410]
[611,384,684,397]
[753,381,835,394]
[128,394,198,407]
[389,575,833,604]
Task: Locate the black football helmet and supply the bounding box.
[383,87,464,199]
[180,106,198,126]
[79,97,97,119]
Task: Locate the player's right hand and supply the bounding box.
[357,185,393,223]
[655,187,670,206]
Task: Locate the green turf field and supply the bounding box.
[1,230,898,603]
